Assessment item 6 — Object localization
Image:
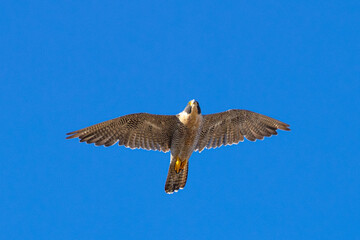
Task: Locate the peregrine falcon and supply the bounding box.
[66,100,290,194]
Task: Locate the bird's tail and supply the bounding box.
[165,156,189,194]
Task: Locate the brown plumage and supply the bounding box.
[66,113,179,151]
[165,157,189,193]
[196,110,290,152]
[66,100,290,194]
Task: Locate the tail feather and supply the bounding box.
[165,159,189,194]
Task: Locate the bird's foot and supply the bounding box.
[174,157,188,174]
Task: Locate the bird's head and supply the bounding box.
[183,99,201,115]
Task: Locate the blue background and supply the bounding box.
[1,1,359,239]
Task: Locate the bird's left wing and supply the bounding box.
[66,113,179,152]
[195,110,290,152]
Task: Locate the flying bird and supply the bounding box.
[66,100,290,194]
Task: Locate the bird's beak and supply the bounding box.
[188,100,195,106]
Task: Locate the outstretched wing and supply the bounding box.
[66,113,179,152]
[196,110,290,152]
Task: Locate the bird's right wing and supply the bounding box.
[195,110,290,152]
[66,113,179,152]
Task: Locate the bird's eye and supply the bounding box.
[184,105,192,114]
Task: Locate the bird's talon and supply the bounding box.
[174,157,188,174]
[175,157,182,173]
[180,159,188,170]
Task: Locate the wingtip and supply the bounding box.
[65,131,78,139]
[283,124,291,131]
[278,122,291,131]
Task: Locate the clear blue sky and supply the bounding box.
[1,1,359,239]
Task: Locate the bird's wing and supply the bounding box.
[195,110,290,152]
[66,113,179,152]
